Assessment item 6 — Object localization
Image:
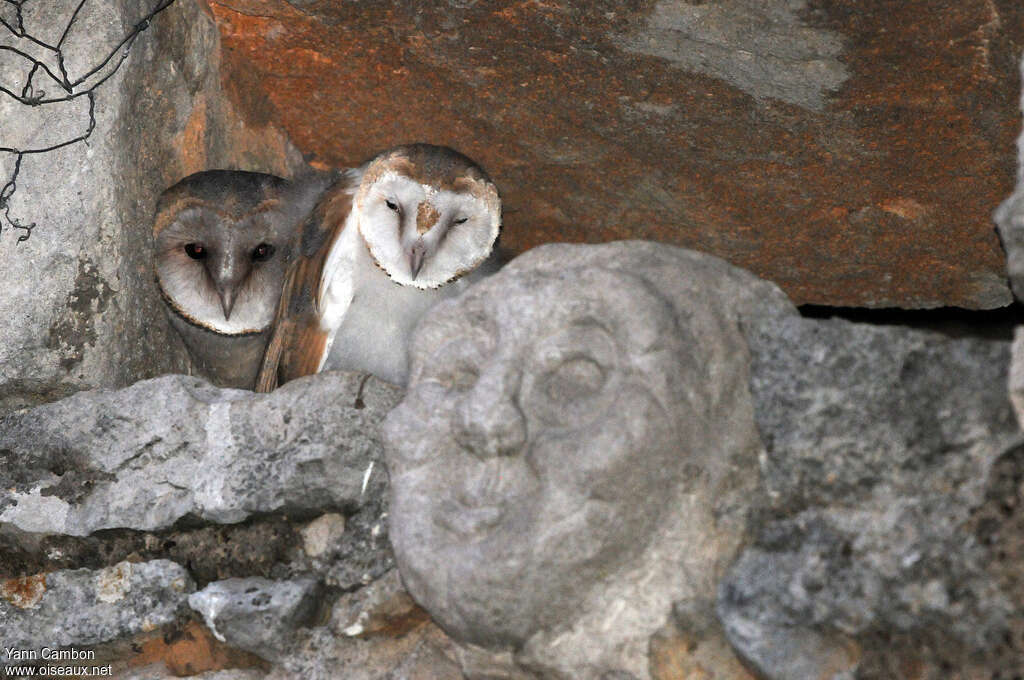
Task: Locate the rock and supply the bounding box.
[743,313,1018,510]
[300,513,346,559]
[187,570,462,680]
[119,667,266,680]
[385,242,794,678]
[619,0,848,111]
[717,313,1024,678]
[0,0,306,414]
[0,560,193,661]
[96,620,268,678]
[263,621,463,680]
[648,618,758,680]
[188,577,321,661]
[0,516,300,585]
[994,56,1024,302]
[1010,327,1024,427]
[329,570,427,639]
[203,0,1019,308]
[0,371,402,536]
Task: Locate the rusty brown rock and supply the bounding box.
[199,0,1023,308]
[649,621,760,680]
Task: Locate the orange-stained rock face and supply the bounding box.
[202,0,1024,308]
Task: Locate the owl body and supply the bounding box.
[154,169,331,389]
[163,314,269,389]
[318,209,491,384]
[256,144,502,391]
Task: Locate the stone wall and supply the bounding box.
[0,0,304,412]
[3,1,1024,679]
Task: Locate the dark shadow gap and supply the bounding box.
[798,302,1024,341]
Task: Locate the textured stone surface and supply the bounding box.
[259,571,462,680]
[0,0,305,413]
[995,55,1024,302]
[0,516,300,584]
[1,0,186,413]
[0,371,401,536]
[718,313,1024,678]
[328,569,433,643]
[385,242,794,678]
[648,618,757,680]
[203,0,1021,308]
[0,560,194,661]
[1011,326,1024,426]
[177,569,461,680]
[261,620,463,680]
[98,620,268,677]
[120,669,265,680]
[189,577,321,661]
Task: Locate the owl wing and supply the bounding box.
[255,180,356,393]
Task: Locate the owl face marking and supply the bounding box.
[355,148,501,290]
[175,215,280,321]
[153,170,319,337]
[156,202,289,334]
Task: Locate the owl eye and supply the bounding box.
[184,243,206,260]
[385,199,399,212]
[251,243,275,262]
[453,217,468,225]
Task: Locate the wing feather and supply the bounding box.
[255,179,356,392]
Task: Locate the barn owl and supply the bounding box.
[256,144,502,390]
[154,169,331,389]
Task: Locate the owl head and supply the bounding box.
[353,144,501,290]
[153,170,310,335]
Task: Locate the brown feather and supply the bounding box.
[255,178,355,392]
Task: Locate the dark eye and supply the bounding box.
[251,243,275,261]
[453,217,468,225]
[184,243,206,260]
[385,199,399,212]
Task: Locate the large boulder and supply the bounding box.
[202,0,1021,309]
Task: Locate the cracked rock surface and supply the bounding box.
[0,371,400,536]
[1,560,194,662]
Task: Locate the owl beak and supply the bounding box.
[409,241,427,281]
[216,284,238,321]
[211,254,248,321]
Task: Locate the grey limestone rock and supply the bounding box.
[384,241,797,679]
[0,371,402,536]
[0,0,196,413]
[718,312,1023,678]
[190,569,464,680]
[0,0,307,414]
[0,559,193,662]
[258,573,463,680]
[1010,326,1024,427]
[261,623,463,680]
[188,576,321,662]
